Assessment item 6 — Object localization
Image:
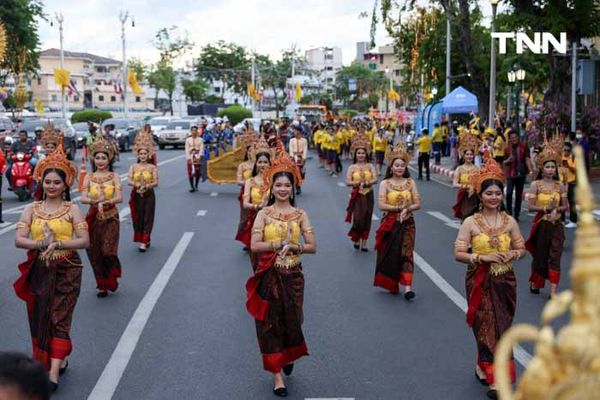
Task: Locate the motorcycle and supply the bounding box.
[10,152,34,201]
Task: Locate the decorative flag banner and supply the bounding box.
[247,83,260,101]
[54,68,71,93]
[128,69,143,94]
[388,88,401,103]
[295,82,302,101]
[34,99,45,114]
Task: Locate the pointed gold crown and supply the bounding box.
[133,129,156,157]
[263,141,303,191]
[535,131,563,170]
[350,132,371,156]
[458,130,480,157]
[471,151,505,193]
[248,136,275,162]
[40,121,64,147]
[384,141,411,165]
[33,136,77,186]
[88,137,116,161]
[239,130,258,151]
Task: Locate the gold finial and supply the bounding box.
[495,146,600,400]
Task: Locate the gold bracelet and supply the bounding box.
[270,242,275,252]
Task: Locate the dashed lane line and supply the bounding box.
[414,252,532,367]
[119,207,131,222]
[427,211,461,230]
[210,192,218,197]
[88,232,194,400]
[196,210,207,216]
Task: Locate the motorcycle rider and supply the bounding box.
[6,130,36,191]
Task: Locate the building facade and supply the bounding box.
[359,43,405,110]
[305,47,343,93]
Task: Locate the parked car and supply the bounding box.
[155,120,192,149]
[101,118,141,152]
[72,122,90,148]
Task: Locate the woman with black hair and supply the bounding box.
[81,138,123,298]
[235,131,258,250]
[345,132,377,251]
[241,138,274,270]
[454,153,526,399]
[452,130,480,220]
[525,136,567,297]
[373,142,421,300]
[14,145,89,392]
[247,151,316,397]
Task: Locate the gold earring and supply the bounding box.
[62,191,66,200]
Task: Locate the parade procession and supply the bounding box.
[2,1,600,399]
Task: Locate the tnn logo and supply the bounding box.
[492,32,567,54]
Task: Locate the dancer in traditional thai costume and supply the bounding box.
[235,130,258,250]
[525,135,567,297]
[452,131,480,220]
[127,129,158,252]
[33,123,65,201]
[454,153,526,399]
[14,144,88,392]
[373,142,421,300]
[246,149,316,397]
[345,132,377,251]
[288,125,307,195]
[81,139,123,298]
[185,125,203,192]
[241,138,274,270]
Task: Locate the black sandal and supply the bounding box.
[404,291,415,301]
[273,387,288,397]
[283,363,294,376]
[353,243,359,250]
[529,283,540,295]
[486,389,498,399]
[474,371,487,386]
[59,360,69,376]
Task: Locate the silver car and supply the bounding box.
[156,120,192,149]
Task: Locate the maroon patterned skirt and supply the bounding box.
[129,189,155,245]
[452,189,478,220]
[346,189,374,242]
[14,251,83,370]
[86,205,122,292]
[235,186,249,244]
[526,213,565,288]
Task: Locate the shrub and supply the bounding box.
[217,105,252,125]
[71,109,113,124]
[339,109,358,118]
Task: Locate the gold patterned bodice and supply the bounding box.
[264,220,301,244]
[133,166,154,185]
[385,179,413,206]
[249,178,268,205]
[242,168,252,181]
[534,181,561,207]
[351,165,374,194]
[31,202,74,242]
[89,172,118,201]
[458,165,478,186]
[472,212,513,275]
[259,208,308,269]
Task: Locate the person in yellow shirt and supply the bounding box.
[313,124,326,169]
[372,129,388,175]
[562,142,577,228]
[432,123,444,165]
[325,126,340,177]
[493,128,506,163]
[415,128,432,180]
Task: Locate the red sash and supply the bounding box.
[466,262,490,327]
[345,187,359,223]
[374,212,397,251]
[246,252,278,321]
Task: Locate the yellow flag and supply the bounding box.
[388,88,400,102]
[128,69,144,94]
[54,68,70,89]
[295,82,302,101]
[34,99,45,115]
[247,83,260,101]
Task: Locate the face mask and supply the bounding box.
[576,134,583,140]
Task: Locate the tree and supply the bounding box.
[181,77,209,103]
[148,62,177,115]
[194,41,250,96]
[335,63,387,110]
[0,0,44,85]
[128,57,147,82]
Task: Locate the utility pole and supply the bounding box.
[571,41,577,133]
[445,6,451,121]
[251,56,256,114]
[488,0,499,128]
[119,11,133,119]
[55,12,67,119]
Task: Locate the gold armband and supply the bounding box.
[454,239,469,250]
[252,228,263,234]
[512,237,525,249]
[74,221,89,231]
[302,227,314,234]
[16,221,30,230]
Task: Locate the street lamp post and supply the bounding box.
[52,13,67,119]
[507,70,516,126]
[571,41,577,133]
[515,69,526,132]
[488,0,499,128]
[119,11,134,119]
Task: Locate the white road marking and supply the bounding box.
[337,182,346,187]
[196,209,207,216]
[88,232,194,400]
[427,211,461,230]
[127,157,137,160]
[306,398,355,400]
[407,165,452,188]
[0,223,16,236]
[0,221,11,228]
[372,213,380,221]
[119,207,131,222]
[210,192,218,197]
[413,252,532,367]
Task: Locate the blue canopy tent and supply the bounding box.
[442,86,478,114]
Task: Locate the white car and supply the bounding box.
[147,116,177,134]
[155,120,192,149]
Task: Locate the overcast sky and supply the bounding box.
[38,0,495,67]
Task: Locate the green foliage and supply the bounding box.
[70,109,113,124]
[181,77,209,103]
[195,41,249,95]
[2,95,17,110]
[300,94,333,110]
[128,57,147,81]
[339,109,358,117]
[148,61,177,114]
[0,0,44,85]
[204,95,224,104]
[335,63,387,108]
[217,105,252,125]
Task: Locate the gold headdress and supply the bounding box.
[458,130,480,157]
[248,136,275,162]
[133,129,156,157]
[470,151,505,193]
[33,136,77,186]
[39,121,63,148]
[535,132,563,170]
[495,146,600,400]
[88,137,116,161]
[238,130,258,150]
[263,144,303,190]
[384,141,411,166]
[350,132,371,157]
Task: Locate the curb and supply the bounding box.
[429,163,455,179]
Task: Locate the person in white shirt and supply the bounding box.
[185,125,204,192]
[288,125,308,194]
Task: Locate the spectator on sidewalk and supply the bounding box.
[416,128,432,181]
[562,142,577,228]
[0,352,50,400]
[432,123,443,165]
[493,127,506,163]
[576,127,591,172]
[503,130,533,221]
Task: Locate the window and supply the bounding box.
[368,63,377,71]
[37,78,42,85]
[51,94,57,101]
[324,54,333,60]
[74,96,80,102]
[379,55,384,64]
[395,69,400,76]
[135,96,141,102]
[99,95,105,102]
[110,96,116,102]
[325,66,333,71]
[214,86,221,93]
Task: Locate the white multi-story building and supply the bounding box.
[305,47,343,93]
